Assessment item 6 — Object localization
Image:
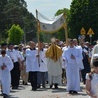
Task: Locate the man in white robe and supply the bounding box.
[62,39,83,94]
[0,50,13,97]
[26,41,39,90]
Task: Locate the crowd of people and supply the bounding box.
[0,38,98,98]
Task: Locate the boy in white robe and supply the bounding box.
[0,50,13,97]
[37,42,48,88]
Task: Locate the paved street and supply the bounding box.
[0,83,89,98]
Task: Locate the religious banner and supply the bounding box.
[37,12,65,33]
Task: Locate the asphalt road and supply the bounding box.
[0,83,89,98]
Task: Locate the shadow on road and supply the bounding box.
[9,96,19,98]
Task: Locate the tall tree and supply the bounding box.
[69,0,98,41]
[3,0,28,28]
[0,0,37,43]
[0,0,8,38]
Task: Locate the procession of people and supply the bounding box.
[0,38,98,98]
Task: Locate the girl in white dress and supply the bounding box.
[86,54,98,98]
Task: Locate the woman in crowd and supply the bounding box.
[86,54,98,98]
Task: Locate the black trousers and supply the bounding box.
[81,69,86,83]
[37,72,46,87]
[29,71,38,89]
[11,62,20,87]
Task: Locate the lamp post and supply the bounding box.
[87,28,94,44]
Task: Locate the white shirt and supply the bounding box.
[19,51,24,62]
[39,49,47,72]
[10,49,20,63]
[26,48,39,72]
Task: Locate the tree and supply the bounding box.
[8,24,24,44]
[39,32,45,42]
[55,8,70,41]
[0,0,8,38]
[69,0,98,40]
[0,0,37,42]
[24,12,37,42]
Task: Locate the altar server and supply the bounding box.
[0,49,13,97]
[26,41,39,90]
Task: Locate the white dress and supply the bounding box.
[86,73,98,98]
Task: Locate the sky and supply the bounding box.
[25,0,72,18]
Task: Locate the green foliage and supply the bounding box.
[0,0,8,37]
[57,28,65,41]
[0,0,37,42]
[55,8,70,41]
[39,32,45,42]
[8,24,24,44]
[69,0,98,40]
[24,12,37,42]
[55,8,70,18]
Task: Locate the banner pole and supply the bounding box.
[64,14,68,47]
[36,9,40,46]
[36,9,40,66]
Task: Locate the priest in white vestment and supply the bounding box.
[62,39,83,94]
[45,38,62,89]
[0,49,13,97]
